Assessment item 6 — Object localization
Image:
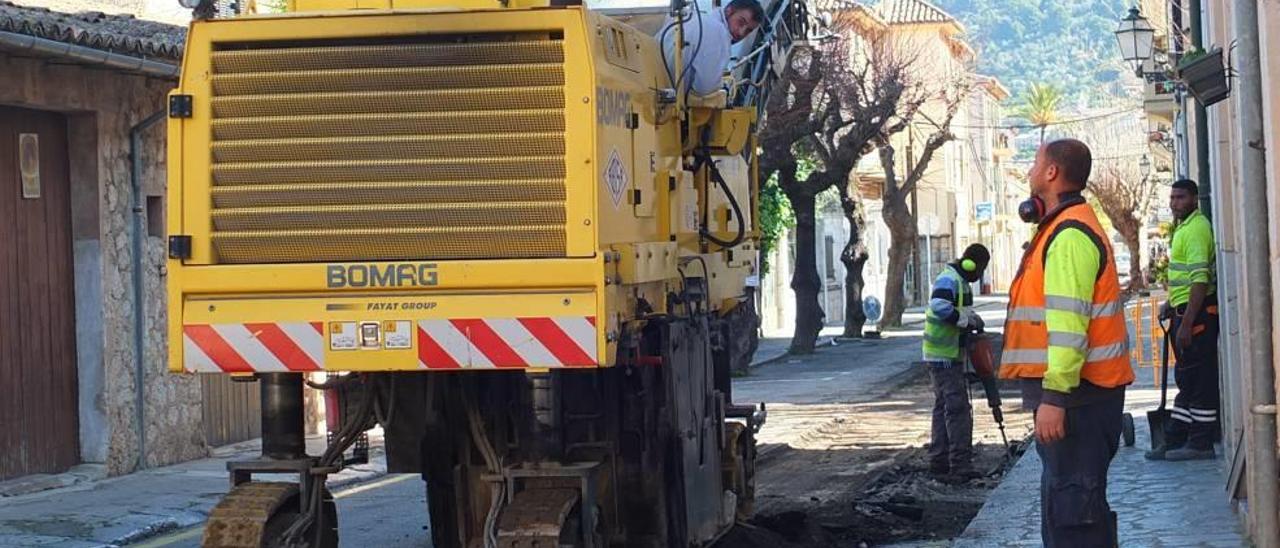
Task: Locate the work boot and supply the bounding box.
[1166,447,1215,461]
[928,463,950,477]
[942,465,981,484]
[1145,442,1185,460]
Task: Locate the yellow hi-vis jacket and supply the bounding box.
[999,197,1135,394]
[1168,208,1216,307]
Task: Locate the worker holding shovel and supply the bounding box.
[1146,179,1220,461]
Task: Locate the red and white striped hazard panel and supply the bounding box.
[184,322,325,373]
[418,317,599,369]
[182,317,598,372]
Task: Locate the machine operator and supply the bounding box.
[657,0,764,96]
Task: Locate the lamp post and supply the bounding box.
[1115,6,1155,76]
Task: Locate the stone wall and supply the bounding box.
[0,54,206,475]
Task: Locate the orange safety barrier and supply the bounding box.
[1129,295,1170,384]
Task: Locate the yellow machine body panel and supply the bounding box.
[167,6,759,375]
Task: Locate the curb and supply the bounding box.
[327,464,390,491]
[112,458,390,547]
[112,515,204,546]
[749,336,836,368]
[870,364,929,399]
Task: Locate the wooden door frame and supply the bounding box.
[0,104,81,476]
[2,103,112,468]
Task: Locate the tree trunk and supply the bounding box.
[840,182,869,338]
[1100,201,1147,292]
[881,196,917,328]
[786,188,824,353]
[1138,230,1151,286]
[1122,234,1145,291]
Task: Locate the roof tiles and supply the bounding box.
[0,1,184,61]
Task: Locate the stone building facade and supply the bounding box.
[0,1,204,477]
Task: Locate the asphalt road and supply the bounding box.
[134,474,432,548]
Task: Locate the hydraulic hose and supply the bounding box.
[697,153,747,249]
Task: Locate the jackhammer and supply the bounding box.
[966,331,1011,456]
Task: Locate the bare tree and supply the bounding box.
[832,36,927,339]
[840,178,872,337]
[759,24,919,352]
[1090,160,1160,290]
[877,79,969,328]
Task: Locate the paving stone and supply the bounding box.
[955,389,1246,546]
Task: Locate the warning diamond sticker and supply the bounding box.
[604,148,628,209]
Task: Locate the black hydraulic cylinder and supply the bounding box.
[529,373,561,461]
[260,373,307,460]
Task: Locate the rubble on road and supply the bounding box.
[719,372,1034,548]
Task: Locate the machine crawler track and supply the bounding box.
[203,481,336,548]
[497,488,583,547]
[203,482,298,548]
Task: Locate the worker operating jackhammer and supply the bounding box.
[923,244,991,482]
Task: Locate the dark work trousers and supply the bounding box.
[928,364,973,471]
[1036,391,1125,548]
[1164,302,1221,450]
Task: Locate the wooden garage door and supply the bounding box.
[0,105,79,480]
[201,374,262,447]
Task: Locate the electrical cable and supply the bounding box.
[691,255,713,313]
[675,264,696,316]
[941,106,1142,131]
[372,375,396,429]
[658,8,693,91]
[463,382,504,548]
[679,2,706,104]
[283,373,376,545]
[658,2,701,96]
[661,23,676,87]
[1006,150,1154,163]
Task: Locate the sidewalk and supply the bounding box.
[955,289,1247,546]
[899,294,1009,330]
[752,295,1010,369]
[954,391,1246,547]
[752,326,844,368]
[752,336,798,367]
[0,433,387,547]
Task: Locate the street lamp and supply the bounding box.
[1139,154,1151,177]
[1115,7,1155,76]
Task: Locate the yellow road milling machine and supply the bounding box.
[167,0,810,545]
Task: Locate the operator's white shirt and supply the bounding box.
[657,4,732,95]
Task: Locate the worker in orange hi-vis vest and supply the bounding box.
[999,139,1135,548]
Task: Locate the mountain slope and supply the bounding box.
[932,0,1130,104]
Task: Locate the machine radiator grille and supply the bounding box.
[207,36,567,263]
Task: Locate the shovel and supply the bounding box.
[1148,325,1172,451]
